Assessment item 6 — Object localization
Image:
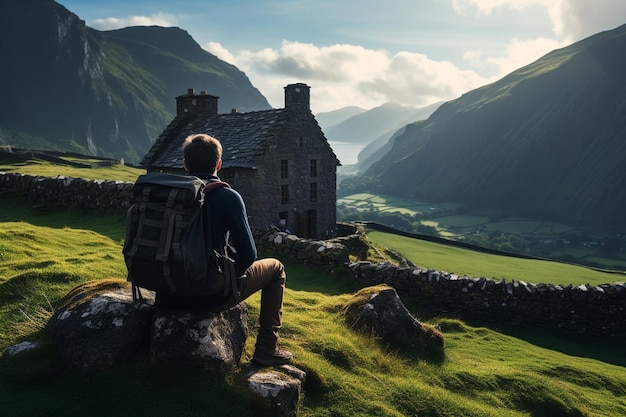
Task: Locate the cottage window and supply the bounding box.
[310,159,318,177]
[281,184,290,204]
[280,160,289,179]
[310,182,318,202]
[299,136,304,147]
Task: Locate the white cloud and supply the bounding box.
[206,41,490,113]
[88,13,181,31]
[464,36,566,78]
[205,42,236,64]
[361,52,487,107]
[451,0,626,42]
[450,0,625,79]
[451,0,549,15]
[548,0,626,41]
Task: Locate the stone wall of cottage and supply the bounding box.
[232,110,337,239]
[1,172,624,338]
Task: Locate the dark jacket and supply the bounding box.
[202,173,257,273]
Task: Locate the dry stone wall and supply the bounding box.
[0,172,132,210]
[2,172,624,338]
[348,261,626,339]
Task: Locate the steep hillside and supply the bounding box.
[361,23,626,231]
[0,0,270,163]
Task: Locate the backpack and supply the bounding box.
[122,172,239,301]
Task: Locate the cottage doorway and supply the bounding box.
[300,209,317,238]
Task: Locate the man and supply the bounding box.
[155,133,292,366]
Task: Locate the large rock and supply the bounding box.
[46,279,249,374]
[343,285,444,359]
[246,365,306,417]
[46,280,154,372]
[151,303,248,372]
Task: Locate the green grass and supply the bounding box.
[0,158,144,182]
[1,202,626,416]
[1,160,626,416]
[366,230,625,286]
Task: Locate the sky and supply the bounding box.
[56,0,626,114]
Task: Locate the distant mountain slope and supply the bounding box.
[324,102,427,146]
[362,23,626,230]
[321,102,441,167]
[357,101,442,171]
[315,106,366,130]
[0,0,270,163]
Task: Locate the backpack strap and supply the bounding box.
[132,282,146,303]
[222,231,240,303]
[203,180,231,194]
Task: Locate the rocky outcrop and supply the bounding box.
[38,279,305,415]
[47,280,154,371]
[343,285,444,359]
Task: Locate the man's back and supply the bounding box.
[201,177,256,272]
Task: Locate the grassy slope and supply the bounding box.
[1,162,626,416]
[366,230,625,286]
[0,158,144,183]
[1,208,626,416]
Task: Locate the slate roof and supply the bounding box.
[141,108,290,170]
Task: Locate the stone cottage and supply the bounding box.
[140,83,339,238]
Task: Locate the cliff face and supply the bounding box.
[0,0,270,163]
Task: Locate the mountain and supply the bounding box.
[356,101,442,171]
[315,106,366,130]
[323,102,428,146]
[0,0,270,163]
[358,23,626,230]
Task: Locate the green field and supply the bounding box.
[0,157,144,182]
[338,193,457,217]
[365,230,624,286]
[339,192,626,271]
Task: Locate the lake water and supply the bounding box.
[328,141,363,165]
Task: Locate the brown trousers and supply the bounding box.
[217,258,286,349]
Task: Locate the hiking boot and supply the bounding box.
[252,346,293,366]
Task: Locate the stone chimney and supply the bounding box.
[284,83,310,111]
[176,88,219,117]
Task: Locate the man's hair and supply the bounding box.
[182,134,222,173]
